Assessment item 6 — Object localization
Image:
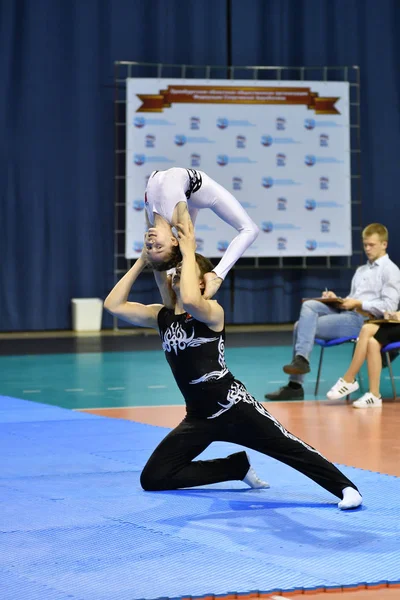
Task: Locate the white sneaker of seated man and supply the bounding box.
[327,377,359,400]
[352,392,382,409]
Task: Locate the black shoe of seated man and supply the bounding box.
[283,354,311,375]
[264,385,304,401]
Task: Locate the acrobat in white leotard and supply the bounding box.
[144,168,259,280]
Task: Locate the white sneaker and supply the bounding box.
[243,466,270,489]
[327,377,359,400]
[352,392,382,409]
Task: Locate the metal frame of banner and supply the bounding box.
[113,61,361,330]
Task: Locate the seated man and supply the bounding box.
[265,223,400,401]
[327,311,400,408]
[104,220,362,510]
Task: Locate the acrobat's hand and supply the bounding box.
[203,272,223,300]
[384,311,400,321]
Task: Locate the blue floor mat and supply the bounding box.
[1,395,400,599]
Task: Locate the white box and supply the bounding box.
[71,298,103,332]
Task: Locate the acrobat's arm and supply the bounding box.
[104,250,162,328]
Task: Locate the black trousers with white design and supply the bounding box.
[140,390,359,498]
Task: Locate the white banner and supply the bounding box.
[125,78,351,258]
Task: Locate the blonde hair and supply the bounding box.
[362,223,388,243]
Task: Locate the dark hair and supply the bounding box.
[195,253,214,277]
[146,245,182,272]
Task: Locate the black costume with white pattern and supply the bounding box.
[140,308,359,497]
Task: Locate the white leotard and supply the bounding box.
[145,167,259,280]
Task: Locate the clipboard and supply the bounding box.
[302,297,344,308]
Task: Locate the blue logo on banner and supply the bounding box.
[236,135,246,148]
[191,153,201,167]
[262,177,274,188]
[217,240,229,252]
[190,116,200,130]
[175,134,187,146]
[195,238,204,251]
[217,154,229,166]
[261,221,274,233]
[133,241,144,253]
[306,239,317,251]
[145,134,155,148]
[134,117,146,128]
[276,117,286,130]
[304,118,316,130]
[320,133,329,147]
[134,154,146,166]
[321,219,331,233]
[276,153,286,167]
[175,134,214,146]
[233,177,243,190]
[305,199,317,211]
[320,176,329,190]
[261,135,273,147]
[277,237,287,250]
[305,154,316,167]
[134,154,174,166]
[277,197,287,210]
[133,199,145,211]
[262,177,300,188]
[218,155,256,165]
[217,117,229,129]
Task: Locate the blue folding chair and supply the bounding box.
[381,341,400,399]
[314,337,358,396]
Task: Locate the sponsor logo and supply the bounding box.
[217,117,229,129]
[134,117,146,128]
[145,134,155,148]
[134,155,174,166]
[305,198,316,211]
[233,176,243,190]
[217,154,229,166]
[262,176,274,188]
[277,237,287,250]
[217,240,229,252]
[320,133,329,147]
[217,155,256,165]
[261,221,274,233]
[191,153,201,167]
[305,154,316,167]
[133,199,145,211]
[306,239,317,251]
[261,135,273,147]
[236,135,246,148]
[195,238,204,251]
[304,118,315,130]
[133,241,144,253]
[276,153,286,167]
[134,154,146,166]
[321,219,331,233]
[277,197,287,210]
[320,176,329,190]
[190,116,200,130]
[276,117,286,130]
[174,134,187,146]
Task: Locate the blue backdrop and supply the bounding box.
[1,0,400,331]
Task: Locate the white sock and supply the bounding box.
[338,486,363,510]
[243,466,270,489]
